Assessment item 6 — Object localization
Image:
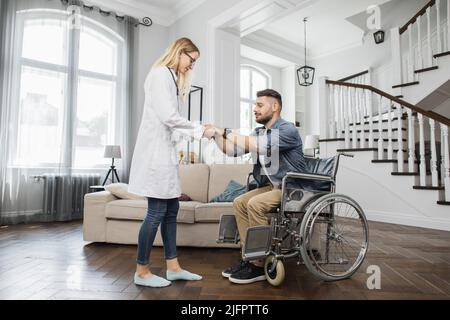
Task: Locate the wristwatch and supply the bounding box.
[223,128,232,140]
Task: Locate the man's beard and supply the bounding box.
[255,113,273,125]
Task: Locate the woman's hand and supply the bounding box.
[202,125,216,140]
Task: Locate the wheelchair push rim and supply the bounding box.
[299,193,369,281]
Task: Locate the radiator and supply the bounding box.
[42,173,100,217]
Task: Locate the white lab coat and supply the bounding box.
[128,66,203,199]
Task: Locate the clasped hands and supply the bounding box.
[201,124,223,140]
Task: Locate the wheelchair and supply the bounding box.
[217,153,369,285]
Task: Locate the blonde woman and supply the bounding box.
[128,38,215,287]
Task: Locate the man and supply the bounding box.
[211,89,306,284]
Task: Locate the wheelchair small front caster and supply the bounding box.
[264,256,285,286]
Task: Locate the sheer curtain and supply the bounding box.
[0,0,135,224]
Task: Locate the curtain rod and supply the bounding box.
[60,0,153,27]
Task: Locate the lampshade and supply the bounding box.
[304,135,320,150]
[104,145,121,159]
[297,17,315,86]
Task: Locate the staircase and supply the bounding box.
[391,0,450,118]
[317,1,450,231]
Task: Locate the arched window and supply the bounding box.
[240,65,271,134]
[11,9,125,169]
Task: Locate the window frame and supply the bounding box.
[239,65,271,132]
[9,9,125,169]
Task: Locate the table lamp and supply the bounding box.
[102,145,121,185]
[304,135,320,158]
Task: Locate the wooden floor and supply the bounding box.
[1,220,450,300]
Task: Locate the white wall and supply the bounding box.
[168,0,243,121]
[126,23,169,180]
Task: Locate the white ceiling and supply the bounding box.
[241,45,294,68]
[259,0,393,59]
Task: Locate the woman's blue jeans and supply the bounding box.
[136,197,179,265]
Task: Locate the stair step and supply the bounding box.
[433,51,450,58]
[319,138,345,142]
[391,172,419,176]
[384,148,408,153]
[372,160,419,164]
[413,185,445,190]
[350,117,405,126]
[392,81,420,89]
[414,66,439,73]
[437,201,450,205]
[353,138,407,142]
[342,128,406,134]
[395,95,404,98]
[336,148,377,152]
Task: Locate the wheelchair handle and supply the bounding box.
[338,152,354,158]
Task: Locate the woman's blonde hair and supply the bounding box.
[154,37,200,102]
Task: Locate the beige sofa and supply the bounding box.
[83,163,252,248]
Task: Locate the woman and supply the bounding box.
[128,38,215,287]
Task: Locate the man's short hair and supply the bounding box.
[256,89,282,109]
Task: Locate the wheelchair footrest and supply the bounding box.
[242,225,272,261]
[216,214,240,244]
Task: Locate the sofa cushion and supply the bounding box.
[194,202,234,222]
[210,180,247,202]
[179,164,209,203]
[104,183,146,200]
[208,164,253,202]
[105,199,201,224]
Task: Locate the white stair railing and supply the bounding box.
[407,109,416,173]
[321,79,450,202]
[392,0,450,87]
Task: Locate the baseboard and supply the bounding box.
[366,210,450,232]
[0,210,43,217]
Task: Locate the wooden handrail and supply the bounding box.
[338,70,369,82]
[326,80,450,126]
[399,0,435,34]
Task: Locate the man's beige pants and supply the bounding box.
[233,185,281,250]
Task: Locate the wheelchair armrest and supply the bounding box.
[284,172,334,183]
[246,172,254,191]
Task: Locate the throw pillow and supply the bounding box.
[104,183,146,200]
[210,180,247,203]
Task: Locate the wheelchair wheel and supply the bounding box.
[264,256,285,286]
[299,193,369,281]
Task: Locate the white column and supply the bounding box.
[437,0,442,54]
[429,119,439,186]
[418,114,427,186]
[329,85,336,139]
[441,124,450,200]
[397,104,404,172]
[351,87,357,148]
[387,101,393,159]
[368,90,374,148]
[378,96,384,159]
[407,109,416,173]
[337,86,343,139]
[359,90,366,148]
[427,7,433,67]
[319,77,329,139]
[391,28,403,93]
[417,15,423,70]
[408,25,415,82]
[344,87,350,149]
[447,0,450,51]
